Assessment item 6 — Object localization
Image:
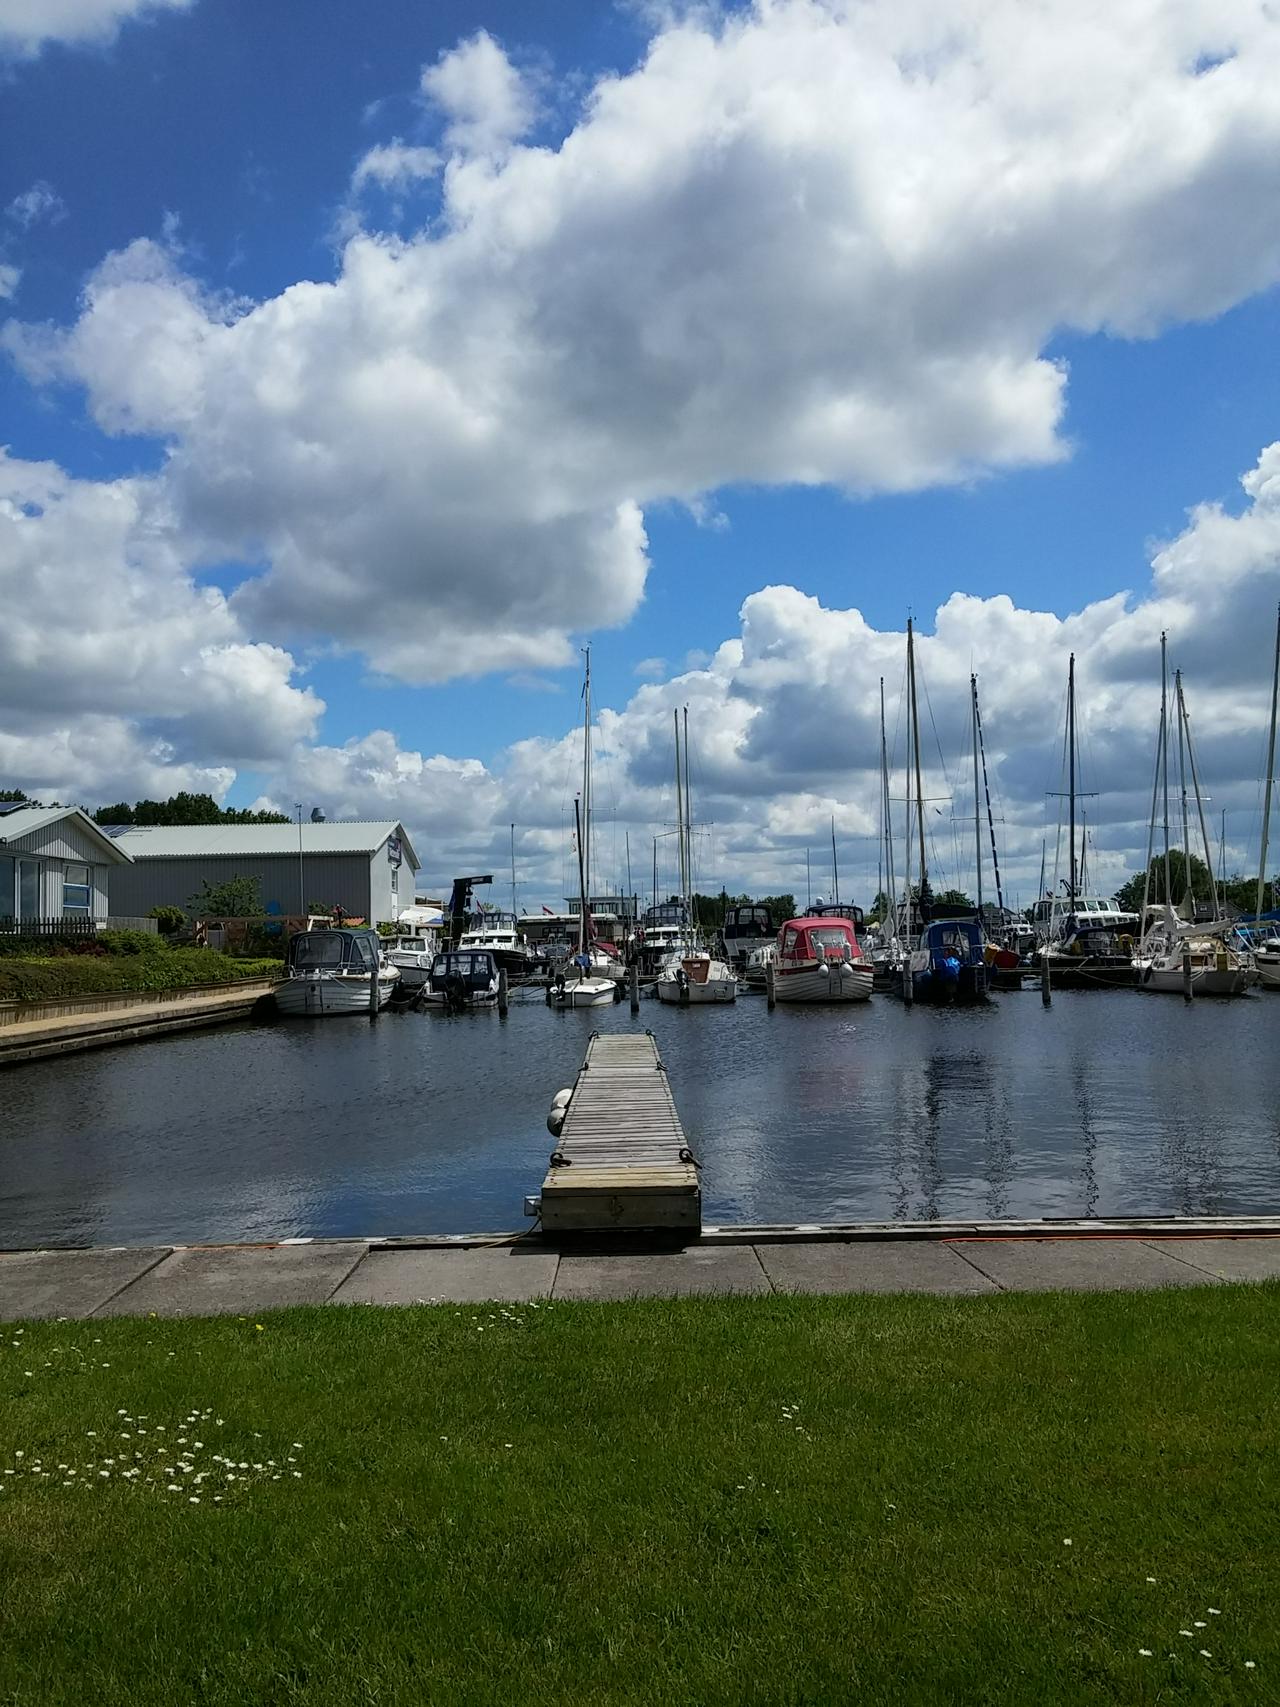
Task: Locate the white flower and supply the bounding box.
[1246,1661,1256,1669]
[1063,1539,1072,1547]
[1146,1576,1156,1583]
[1138,1649,1152,1657]
[1200,1650,1211,1657]
[1208,1608,1221,1615]
[1180,1630,1194,1637]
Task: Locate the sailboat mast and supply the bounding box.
[673,708,686,911]
[831,816,840,906]
[973,677,1005,915]
[572,797,588,956]
[971,674,983,919]
[581,647,593,943]
[1179,674,1218,918]
[907,617,927,902]
[1067,654,1077,909]
[683,704,693,927]
[510,823,516,918]
[1258,603,1280,921]
[879,677,898,936]
[1160,633,1172,908]
[1174,667,1195,913]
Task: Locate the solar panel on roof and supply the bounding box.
[0,802,27,816]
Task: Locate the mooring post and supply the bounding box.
[1182,947,1193,1003]
[901,957,913,1007]
[369,959,379,1018]
[766,962,776,1009]
[498,968,509,1015]
[629,964,640,1013]
[1040,950,1051,1007]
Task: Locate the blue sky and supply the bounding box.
[2,0,1279,902]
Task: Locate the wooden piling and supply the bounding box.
[1040,950,1051,1007]
[498,968,509,1015]
[1182,947,1193,1003]
[629,964,640,1014]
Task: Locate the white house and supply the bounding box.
[0,804,134,924]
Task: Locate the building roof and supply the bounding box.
[107,820,419,868]
[0,805,134,863]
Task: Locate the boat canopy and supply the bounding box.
[287,927,381,972]
[921,918,983,955]
[812,902,866,931]
[724,904,773,934]
[429,950,499,993]
[776,916,865,961]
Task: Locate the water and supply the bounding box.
[1,990,1277,1247]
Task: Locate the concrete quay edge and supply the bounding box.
[4,1219,1280,1320]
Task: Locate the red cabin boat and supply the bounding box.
[772,916,873,1003]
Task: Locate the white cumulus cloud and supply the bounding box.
[9,1,1280,687]
[0,0,193,58]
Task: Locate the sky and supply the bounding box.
[2,0,1279,912]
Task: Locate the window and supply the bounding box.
[63,862,92,916]
[390,866,399,893]
[18,860,40,921]
[0,856,13,921]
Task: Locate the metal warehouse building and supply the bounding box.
[105,821,420,925]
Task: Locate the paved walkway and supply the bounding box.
[4,1228,1280,1319]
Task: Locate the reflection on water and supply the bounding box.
[1,989,1278,1247]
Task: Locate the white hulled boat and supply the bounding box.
[275,927,400,1016]
[1134,909,1253,996]
[653,705,736,1006]
[1134,638,1254,997]
[550,648,618,1011]
[772,915,873,1002]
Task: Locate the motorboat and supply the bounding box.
[655,948,737,1004]
[458,911,534,978]
[384,925,440,989]
[421,949,502,1010]
[548,952,618,1008]
[741,941,776,990]
[275,927,400,1016]
[907,917,990,1004]
[1134,910,1253,997]
[721,903,775,970]
[635,900,694,976]
[772,915,873,1003]
[1039,906,1140,989]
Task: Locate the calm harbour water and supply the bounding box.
[1,988,1277,1248]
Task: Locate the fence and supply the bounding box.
[0,915,157,937]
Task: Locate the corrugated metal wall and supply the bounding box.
[109,853,378,920]
[5,821,110,864]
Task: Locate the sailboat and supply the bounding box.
[1038,655,1140,988]
[868,676,908,988]
[1243,603,1280,990]
[1134,638,1252,996]
[550,650,618,1010]
[655,706,736,1004]
[894,618,990,1004]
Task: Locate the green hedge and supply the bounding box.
[0,953,283,1002]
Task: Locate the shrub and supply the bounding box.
[148,905,187,935]
[97,928,170,956]
[0,953,283,1002]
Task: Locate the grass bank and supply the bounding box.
[2,1287,1276,1705]
[0,952,281,1001]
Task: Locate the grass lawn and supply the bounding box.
[1,1285,1276,1705]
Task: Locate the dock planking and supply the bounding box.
[538,1031,701,1233]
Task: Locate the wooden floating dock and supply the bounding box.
[538,1031,700,1233]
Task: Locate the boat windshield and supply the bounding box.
[809,926,855,954]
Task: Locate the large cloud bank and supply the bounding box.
[3,1,1280,899]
